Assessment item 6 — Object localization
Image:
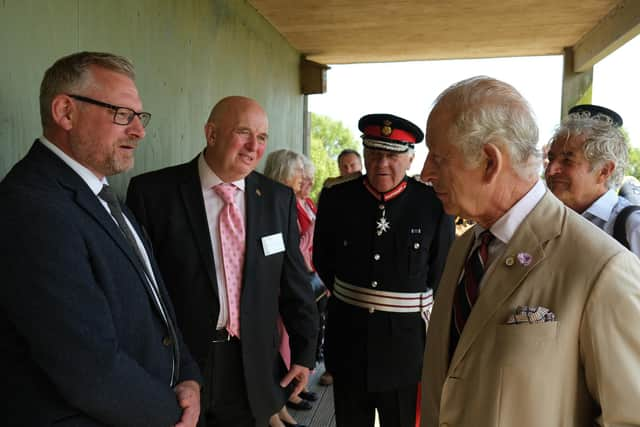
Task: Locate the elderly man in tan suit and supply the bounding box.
[419,76,640,427]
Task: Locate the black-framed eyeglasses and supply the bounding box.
[67,94,151,128]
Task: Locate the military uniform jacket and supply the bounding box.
[314,176,454,391]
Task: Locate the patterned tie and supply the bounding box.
[449,230,494,360]
[214,183,245,338]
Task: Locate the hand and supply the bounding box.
[174,380,201,427]
[280,364,310,399]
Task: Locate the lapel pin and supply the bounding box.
[256,188,262,197]
[517,252,533,266]
[505,256,515,266]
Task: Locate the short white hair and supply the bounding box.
[432,76,541,180]
[263,149,304,185]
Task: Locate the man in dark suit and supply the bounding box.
[313,114,455,427]
[0,51,202,426]
[126,96,318,427]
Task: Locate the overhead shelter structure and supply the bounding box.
[1,0,638,190]
[249,0,639,115]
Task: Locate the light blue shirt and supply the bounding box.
[583,189,640,256]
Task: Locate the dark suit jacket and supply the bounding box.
[126,156,318,423]
[0,141,201,427]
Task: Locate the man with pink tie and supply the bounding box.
[127,96,318,427]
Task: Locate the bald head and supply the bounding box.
[207,96,265,125]
[203,96,269,182]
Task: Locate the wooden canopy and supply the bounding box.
[248,0,639,71]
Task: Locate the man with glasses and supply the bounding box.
[0,51,202,426]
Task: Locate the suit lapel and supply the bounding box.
[33,141,169,321]
[434,230,474,376]
[179,158,219,296]
[243,172,261,291]
[449,191,563,370]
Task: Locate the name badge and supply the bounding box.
[261,232,285,256]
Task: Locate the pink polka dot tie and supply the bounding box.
[214,183,245,338]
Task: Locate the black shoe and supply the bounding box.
[298,390,318,401]
[286,399,313,410]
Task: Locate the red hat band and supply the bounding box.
[362,125,417,144]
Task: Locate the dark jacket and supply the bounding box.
[314,176,454,391]
[126,157,318,423]
[0,141,201,426]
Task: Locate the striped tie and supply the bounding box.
[449,230,494,360]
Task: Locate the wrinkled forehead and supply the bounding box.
[549,132,587,155]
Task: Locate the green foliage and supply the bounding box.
[627,146,640,179]
[311,113,360,158]
[308,113,360,201]
[309,136,338,200]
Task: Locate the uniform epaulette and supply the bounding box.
[322,171,362,189]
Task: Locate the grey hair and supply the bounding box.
[263,149,304,185]
[432,76,541,180]
[40,51,135,129]
[301,153,315,178]
[550,112,628,188]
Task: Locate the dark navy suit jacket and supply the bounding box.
[0,141,202,426]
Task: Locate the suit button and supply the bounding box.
[413,242,420,249]
[371,281,378,288]
[373,254,380,261]
[162,336,173,346]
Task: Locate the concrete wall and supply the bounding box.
[0,0,304,194]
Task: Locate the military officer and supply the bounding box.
[313,113,455,427]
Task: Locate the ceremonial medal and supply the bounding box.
[376,208,391,235]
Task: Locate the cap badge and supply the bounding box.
[381,120,393,137]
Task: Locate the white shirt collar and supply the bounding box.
[583,189,617,222]
[476,179,546,244]
[197,152,245,191]
[39,136,107,195]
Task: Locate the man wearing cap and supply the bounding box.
[313,114,454,427]
[545,104,640,255]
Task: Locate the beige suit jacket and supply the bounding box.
[421,190,640,427]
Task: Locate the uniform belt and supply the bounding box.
[333,277,433,314]
[211,328,235,343]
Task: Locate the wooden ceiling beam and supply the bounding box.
[572,0,640,72]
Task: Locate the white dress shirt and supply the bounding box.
[468,179,547,291]
[583,189,640,256]
[197,153,246,329]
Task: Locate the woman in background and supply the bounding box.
[264,149,313,427]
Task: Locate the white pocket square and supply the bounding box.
[506,305,556,324]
